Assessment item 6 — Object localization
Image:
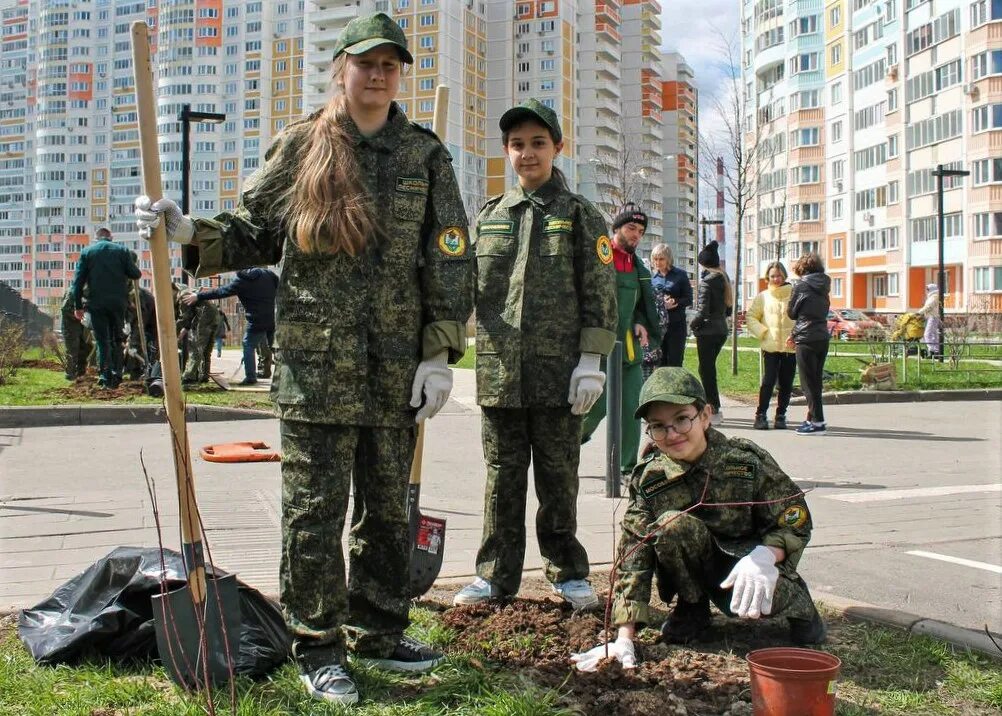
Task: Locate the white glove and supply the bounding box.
[134,195,194,244]
[570,637,636,672]
[720,545,779,619]
[410,351,452,422]
[567,352,605,415]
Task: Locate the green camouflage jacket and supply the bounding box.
[184,105,474,427]
[473,177,617,407]
[611,428,812,626]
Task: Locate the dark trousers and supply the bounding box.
[660,322,687,368]
[476,406,590,594]
[756,351,797,417]
[280,420,414,666]
[242,326,274,381]
[796,340,829,423]
[89,306,125,386]
[695,333,727,411]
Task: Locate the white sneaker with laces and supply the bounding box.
[553,579,598,609]
[299,664,359,705]
[453,577,501,605]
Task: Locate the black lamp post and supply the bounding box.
[698,215,724,249]
[178,104,226,285]
[931,165,970,360]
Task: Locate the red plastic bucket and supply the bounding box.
[747,647,841,716]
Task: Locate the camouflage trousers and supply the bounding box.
[61,314,92,379]
[475,406,590,595]
[580,361,644,475]
[280,420,415,668]
[651,511,817,621]
[181,316,220,384]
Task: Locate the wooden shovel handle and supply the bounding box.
[130,22,205,600]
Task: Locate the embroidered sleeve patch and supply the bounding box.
[396,177,429,194]
[437,226,468,257]
[778,505,809,529]
[596,235,613,265]
[544,217,574,234]
[724,462,757,480]
[477,220,514,235]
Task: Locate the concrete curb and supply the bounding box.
[788,388,1002,406]
[0,404,275,428]
[813,589,1002,660]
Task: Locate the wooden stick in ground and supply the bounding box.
[132,280,148,370]
[130,21,205,603]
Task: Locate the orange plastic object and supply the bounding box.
[748,647,841,716]
[200,442,282,463]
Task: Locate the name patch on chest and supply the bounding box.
[724,462,757,480]
[543,217,573,234]
[639,473,679,500]
[478,220,514,236]
[396,177,429,195]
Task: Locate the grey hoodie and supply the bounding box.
[787,272,831,344]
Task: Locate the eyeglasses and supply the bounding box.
[645,414,698,440]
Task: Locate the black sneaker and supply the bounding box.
[660,597,712,644]
[774,414,787,430]
[352,636,444,673]
[753,414,769,430]
[789,606,827,645]
[299,664,359,705]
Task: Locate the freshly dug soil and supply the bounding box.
[20,358,63,370]
[48,378,149,401]
[424,573,807,715]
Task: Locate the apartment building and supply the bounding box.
[743,0,1002,315]
[662,51,699,277]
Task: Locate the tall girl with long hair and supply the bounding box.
[135,14,473,704]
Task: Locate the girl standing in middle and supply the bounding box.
[453,99,618,610]
[746,261,796,430]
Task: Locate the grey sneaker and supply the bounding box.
[553,579,599,609]
[299,664,359,705]
[352,636,444,673]
[453,577,503,605]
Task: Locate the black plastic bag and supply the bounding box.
[18,546,290,677]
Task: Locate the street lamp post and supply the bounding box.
[178,104,226,282]
[931,164,969,360]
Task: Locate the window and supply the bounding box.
[832,199,844,220]
[888,135,899,158]
[419,78,434,90]
[540,59,555,71]
[789,53,819,75]
[831,44,841,66]
[794,165,820,184]
[970,0,1002,29]
[419,100,433,113]
[831,81,843,105]
[873,275,888,298]
[973,157,1002,184]
[832,237,843,257]
[830,6,841,26]
[909,213,962,242]
[418,10,435,23]
[888,181,900,204]
[832,278,844,297]
[419,35,434,49]
[972,50,1002,80]
[973,266,1002,293]
[973,212,1002,239]
[973,104,1002,132]
[791,127,820,147]
[419,57,435,69]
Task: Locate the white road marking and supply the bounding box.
[905,550,1002,575]
[826,484,1002,503]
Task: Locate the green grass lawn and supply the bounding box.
[2,605,999,716]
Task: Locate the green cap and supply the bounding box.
[332,12,413,64]
[634,367,706,419]
[499,98,562,143]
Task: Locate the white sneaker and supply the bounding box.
[453,577,502,605]
[711,410,724,426]
[299,664,359,705]
[553,579,598,609]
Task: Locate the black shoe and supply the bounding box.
[352,636,444,673]
[64,373,76,381]
[774,415,787,430]
[237,378,258,386]
[299,664,359,705]
[789,606,827,645]
[660,597,712,644]
[753,414,769,430]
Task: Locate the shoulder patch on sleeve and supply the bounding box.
[436,226,468,257]
[596,235,613,265]
[778,505,809,529]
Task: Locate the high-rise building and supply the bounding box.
[743,0,1002,315]
[662,51,699,277]
[0,0,29,295]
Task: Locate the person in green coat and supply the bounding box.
[581,204,663,476]
[70,228,141,388]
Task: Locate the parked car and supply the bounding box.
[827,308,887,341]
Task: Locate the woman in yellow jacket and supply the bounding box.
[746,262,796,430]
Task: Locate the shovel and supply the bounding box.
[408,85,451,598]
[131,21,240,689]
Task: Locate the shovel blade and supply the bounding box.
[410,512,446,598]
[152,573,241,690]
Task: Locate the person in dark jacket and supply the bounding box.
[183,267,279,385]
[690,241,731,424]
[71,228,142,388]
[787,253,831,435]
[650,243,692,368]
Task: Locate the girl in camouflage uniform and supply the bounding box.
[136,13,473,705]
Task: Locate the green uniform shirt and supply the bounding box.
[611,429,812,626]
[615,260,662,367]
[184,105,474,427]
[472,176,617,407]
[71,240,141,312]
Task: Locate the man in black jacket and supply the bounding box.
[182,268,278,385]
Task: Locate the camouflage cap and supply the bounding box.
[634,367,707,419]
[499,98,562,143]
[332,12,413,64]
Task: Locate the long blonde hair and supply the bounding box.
[284,57,380,255]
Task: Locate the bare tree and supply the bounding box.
[589,128,661,222]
